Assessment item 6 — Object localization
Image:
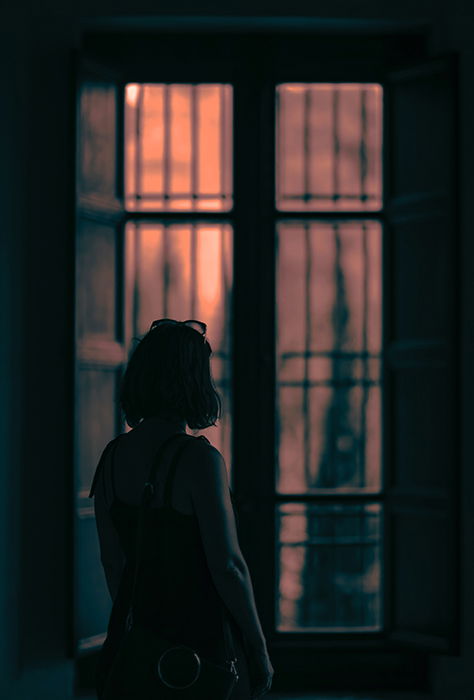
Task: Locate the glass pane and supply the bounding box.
[76,219,117,340]
[125,222,233,470]
[276,83,382,211]
[276,502,382,631]
[77,368,118,498]
[125,84,233,211]
[276,220,382,493]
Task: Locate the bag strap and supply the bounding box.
[142,432,190,506]
[142,432,190,507]
[126,433,187,630]
[126,433,237,664]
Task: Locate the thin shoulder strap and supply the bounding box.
[142,432,190,504]
[144,433,210,508]
[163,435,211,507]
[162,434,197,507]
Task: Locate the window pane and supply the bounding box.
[76,219,117,340]
[125,84,233,211]
[276,502,382,631]
[124,222,233,468]
[276,83,382,211]
[277,384,381,493]
[276,220,382,493]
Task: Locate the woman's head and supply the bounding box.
[120,319,222,430]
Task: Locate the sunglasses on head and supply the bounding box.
[149,318,210,349]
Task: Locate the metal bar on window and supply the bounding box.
[279,193,381,201]
[163,84,171,204]
[303,87,311,204]
[191,222,197,318]
[273,211,384,222]
[126,192,226,200]
[191,84,198,211]
[127,212,232,223]
[136,85,144,207]
[332,86,340,204]
[163,222,169,317]
[360,222,370,488]
[275,88,282,208]
[360,87,369,203]
[303,222,311,487]
[220,85,226,207]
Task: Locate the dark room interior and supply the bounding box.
[1,2,472,699]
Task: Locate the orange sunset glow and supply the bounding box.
[125,83,233,211]
[124,81,383,631]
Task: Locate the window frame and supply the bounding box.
[81,27,448,691]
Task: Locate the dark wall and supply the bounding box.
[1,2,472,698]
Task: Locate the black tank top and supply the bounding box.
[89,432,234,661]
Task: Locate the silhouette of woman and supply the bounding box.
[89,319,274,699]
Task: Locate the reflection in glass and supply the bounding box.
[276,503,382,631]
[276,220,382,493]
[125,84,233,211]
[276,83,382,211]
[125,222,233,465]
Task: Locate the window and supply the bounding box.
[74,34,459,685]
[276,83,382,211]
[122,81,385,632]
[124,83,233,211]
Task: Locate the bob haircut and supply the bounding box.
[119,320,222,430]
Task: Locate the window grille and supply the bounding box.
[275,83,383,632]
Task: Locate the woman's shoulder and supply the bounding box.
[180,436,228,486]
[183,434,222,459]
[88,437,120,498]
[180,436,240,523]
[179,434,224,470]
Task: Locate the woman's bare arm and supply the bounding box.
[186,441,268,655]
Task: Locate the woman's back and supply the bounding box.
[90,319,272,699]
[103,415,192,512]
[108,420,227,645]
[90,415,252,698]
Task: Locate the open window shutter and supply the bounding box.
[384,55,459,653]
[74,57,125,654]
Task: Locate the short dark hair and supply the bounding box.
[119,320,222,430]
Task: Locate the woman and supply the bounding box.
[89,318,274,699]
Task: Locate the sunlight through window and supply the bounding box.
[125,83,233,211]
